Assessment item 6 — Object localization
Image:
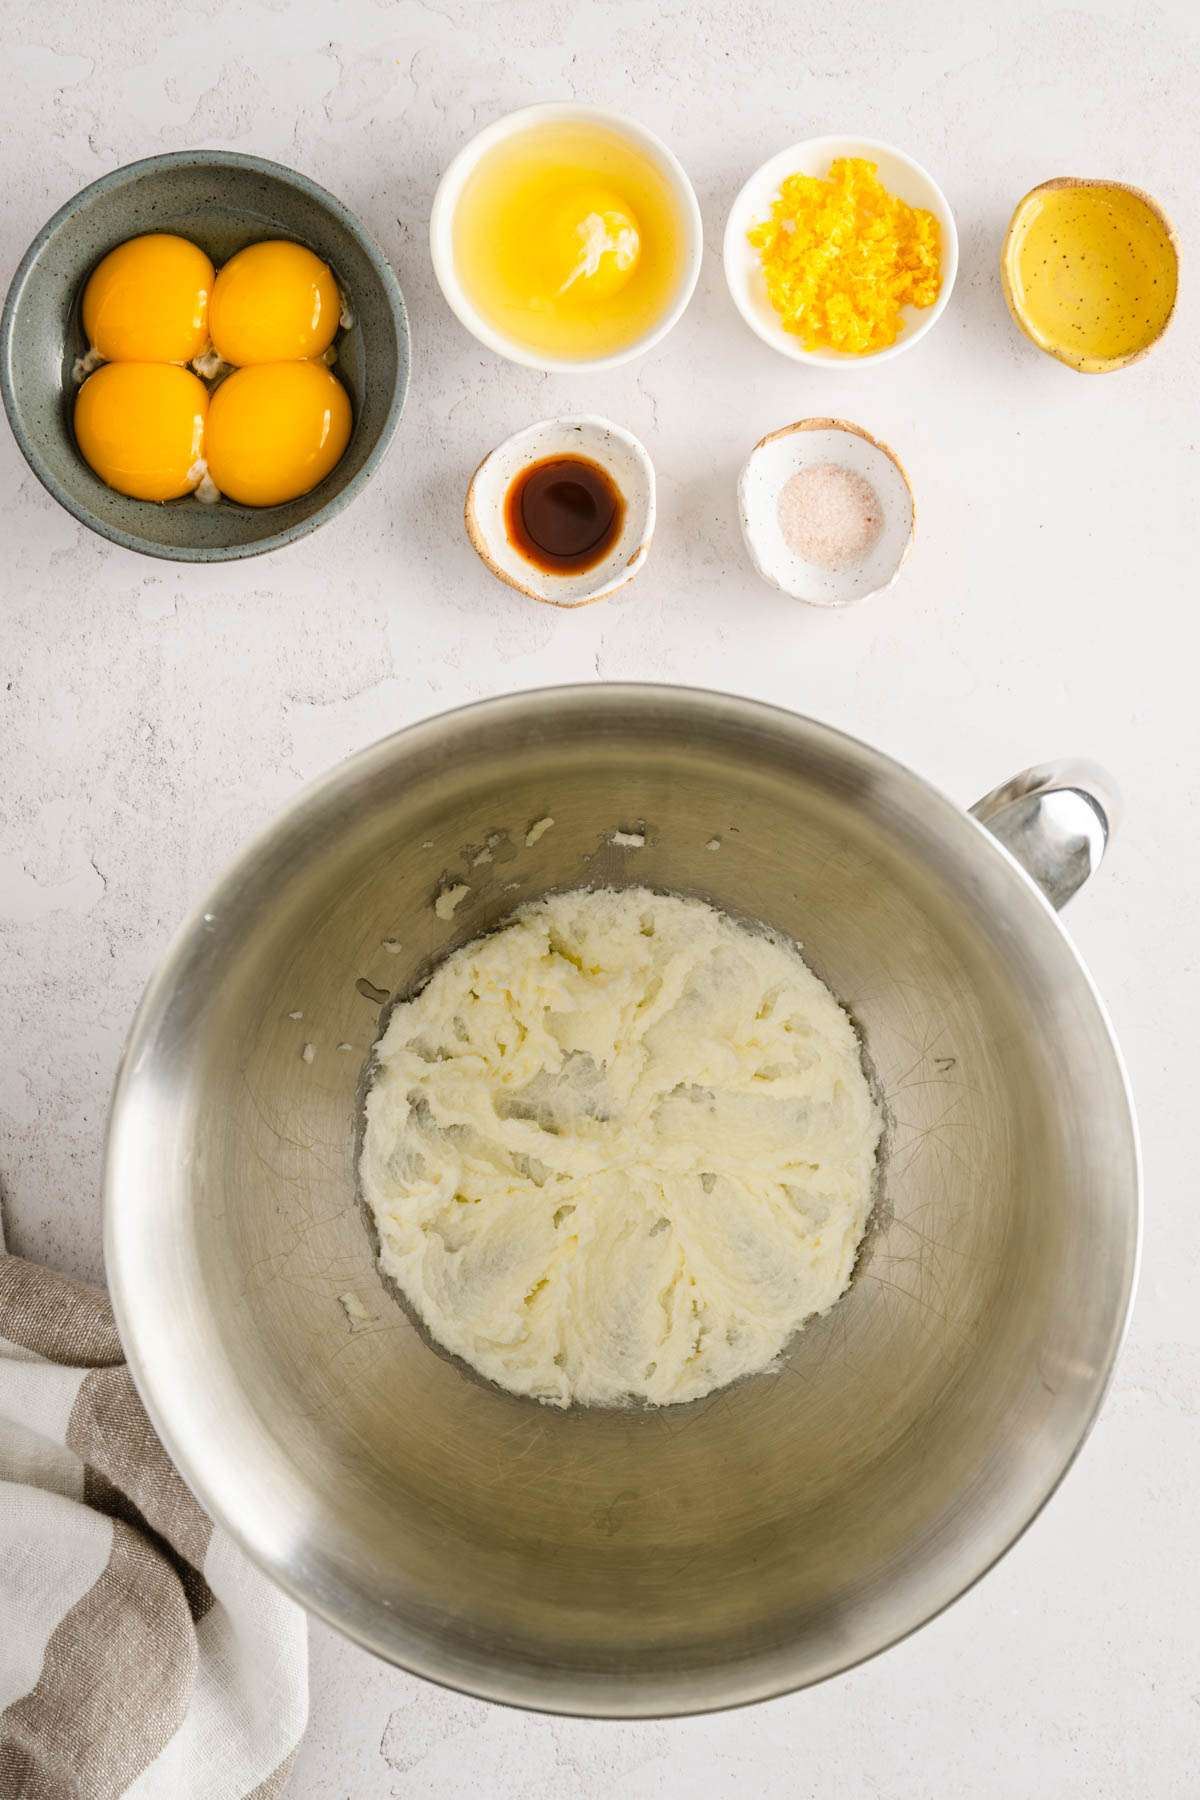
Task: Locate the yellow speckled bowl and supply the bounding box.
[1001,178,1178,374]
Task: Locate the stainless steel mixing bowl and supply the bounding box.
[104,687,1139,1716]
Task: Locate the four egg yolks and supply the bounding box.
[536,185,641,303]
[208,240,341,365]
[76,232,350,507]
[82,233,214,364]
[205,362,352,508]
[74,362,209,502]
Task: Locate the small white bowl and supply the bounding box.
[430,103,703,374]
[723,135,958,367]
[738,418,914,607]
[465,415,655,607]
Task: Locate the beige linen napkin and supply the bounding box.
[0,1219,307,1798]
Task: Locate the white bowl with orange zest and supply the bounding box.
[724,135,958,367]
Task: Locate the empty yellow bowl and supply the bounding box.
[1001,177,1178,373]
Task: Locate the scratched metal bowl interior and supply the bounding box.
[106,687,1136,1716]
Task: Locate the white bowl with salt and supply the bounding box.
[738,417,914,607]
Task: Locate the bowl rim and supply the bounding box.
[0,147,410,563]
[103,682,1142,1719]
[722,133,959,367]
[463,412,656,606]
[737,416,916,607]
[999,176,1180,374]
[428,101,703,374]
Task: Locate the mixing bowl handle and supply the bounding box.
[969,760,1120,910]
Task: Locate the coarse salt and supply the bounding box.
[778,463,883,570]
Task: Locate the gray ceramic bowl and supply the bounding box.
[1,150,410,562]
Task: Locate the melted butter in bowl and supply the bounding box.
[431,105,702,372]
[1002,178,1178,373]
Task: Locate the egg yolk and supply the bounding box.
[205,362,351,507]
[81,233,214,364]
[536,186,641,304]
[74,362,208,501]
[209,241,341,365]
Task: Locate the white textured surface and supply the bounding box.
[1,0,1198,1793]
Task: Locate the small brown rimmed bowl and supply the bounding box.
[465,415,655,607]
[737,418,915,606]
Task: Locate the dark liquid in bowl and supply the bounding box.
[504,455,625,575]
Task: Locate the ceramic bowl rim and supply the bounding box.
[464,412,656,606]
[429,102,703,375]
[999,176,1179,374]
[722,134,959,368]
[737,416,915,607]
[0,148,410,563]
